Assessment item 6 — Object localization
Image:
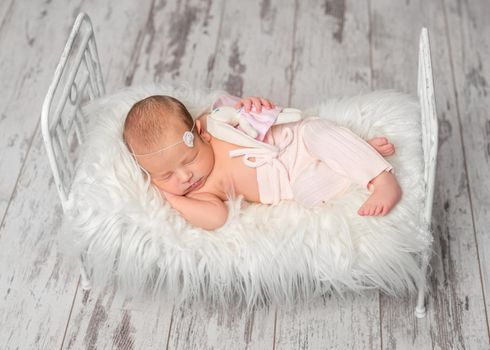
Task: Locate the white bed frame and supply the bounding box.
[41,13,438,319]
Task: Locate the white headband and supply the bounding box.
[129,120,196,157]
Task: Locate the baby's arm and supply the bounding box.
[163,191,228,230]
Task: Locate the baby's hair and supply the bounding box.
[123,95,194,153]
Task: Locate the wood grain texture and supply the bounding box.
[127,0,224,88]
[444,0,490,342]
[274,1,381,349]
[87,0,160,92]
[0,3,97,349]
[167,302,276,350]
[0,0,84,225]
[0,0,15,39]
[1,0,490,348]
[370,0,490,348]
[208,0,296,104]
[63,285,172,349]
[289,0,372,108]
[0,131,79,349]
[276,292,381,350]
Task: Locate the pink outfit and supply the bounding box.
[231,117,394,208]
[211,96,393,208]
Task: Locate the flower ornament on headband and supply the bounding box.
[182,130,194,147]
[130,120,196,157]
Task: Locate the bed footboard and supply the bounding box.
[418,27,439,230]
[415,27,438,318]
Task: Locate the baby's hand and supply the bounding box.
[235,96,275,113]
[160,190,180,205]
[160,189,228,230]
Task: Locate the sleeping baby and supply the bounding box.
[123,95,402,230]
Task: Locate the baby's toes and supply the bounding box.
[379,144,394,156]
[381,205,388,216]
[365,204,376,215]
[374,205,383,216]
[372,137,388,146]
[358,204,369,216]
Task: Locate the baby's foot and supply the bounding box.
[358,171,402,216]
[367,137,395,156]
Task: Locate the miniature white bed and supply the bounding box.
[41,13,438,318]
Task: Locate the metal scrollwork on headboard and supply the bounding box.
[41,13,105,211]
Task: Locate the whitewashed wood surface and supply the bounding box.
[0,0,489,349]
[370,1,489,349]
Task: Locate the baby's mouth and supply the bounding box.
[186,177,203,192]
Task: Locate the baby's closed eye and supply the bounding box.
[178,151,198,168]
[186,155,198,164]
[154,172,172,181]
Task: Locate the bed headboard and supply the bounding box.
[41,13,105,211]
[417,28,439,228]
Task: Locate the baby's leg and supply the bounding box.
[367,137,395,156]
[302,119,394,187]
[358,171,402,216]
[302,119,400,215]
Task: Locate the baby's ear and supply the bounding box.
[196,119,212,142]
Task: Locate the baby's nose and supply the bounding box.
[178,170,192,183]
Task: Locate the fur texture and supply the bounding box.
[62,83,433,310]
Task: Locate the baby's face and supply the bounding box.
[135,120,215,196]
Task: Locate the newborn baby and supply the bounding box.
[123,95,402,230]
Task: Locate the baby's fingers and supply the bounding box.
[250,97,263,112]
[235,96,275,112]
[234,100,251,111]
[238,99,253,112]
[259,97,275,109]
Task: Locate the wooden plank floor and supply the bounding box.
[1,0,489,348]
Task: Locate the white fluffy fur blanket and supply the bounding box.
[62,83,433,310]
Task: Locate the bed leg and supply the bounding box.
[415,249,429,318]
[79,253,92,291]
